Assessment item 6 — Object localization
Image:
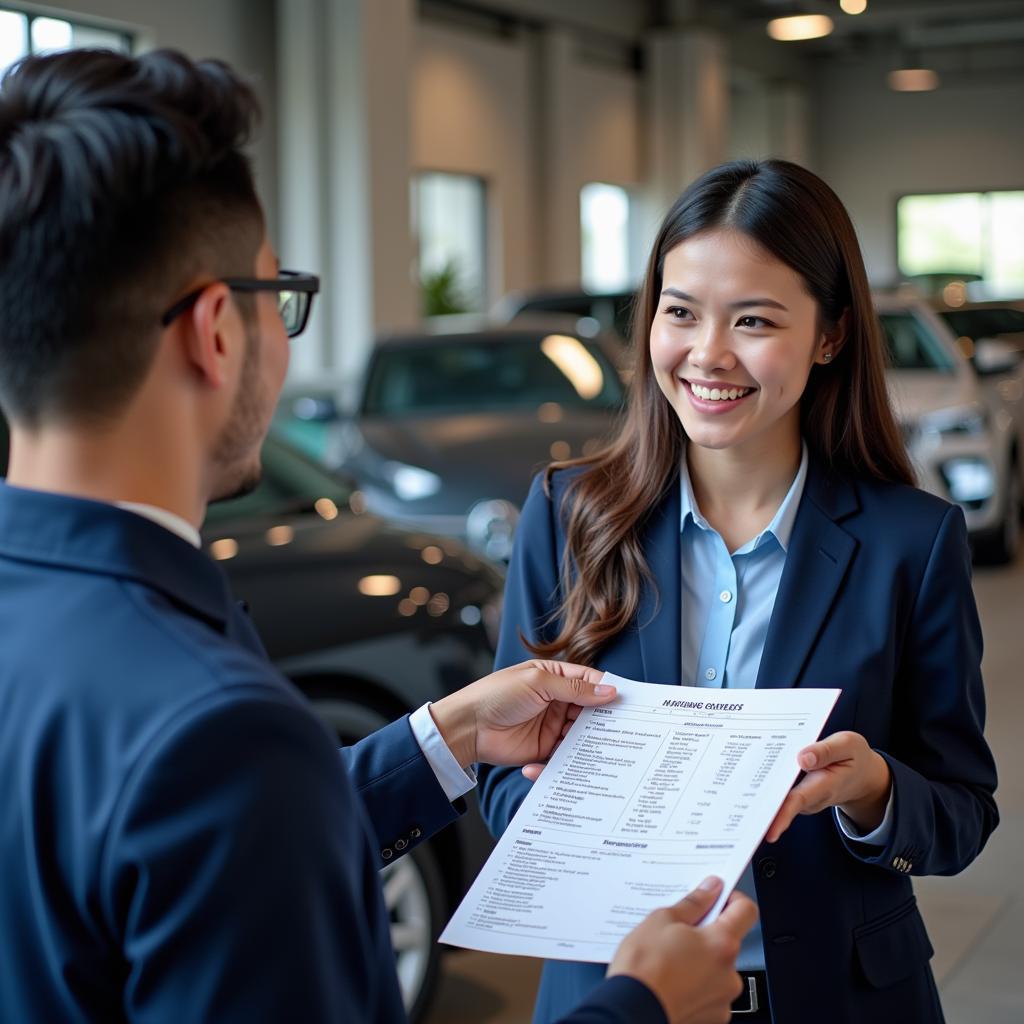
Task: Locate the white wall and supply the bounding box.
[813,54,1024,285]
[21,0,279,235]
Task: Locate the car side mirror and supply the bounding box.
[973,338,1022,377]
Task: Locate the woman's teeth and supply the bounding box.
[688,382,753,402]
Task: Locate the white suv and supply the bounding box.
[876,291,1023,564]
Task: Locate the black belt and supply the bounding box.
[732,970,770,1020]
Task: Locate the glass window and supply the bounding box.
[413,172,487,315]
[581,182,632,293]
[362,335,625,416]
[898,191,1024,298]
[0,6,130,78]
[878,312,955,372]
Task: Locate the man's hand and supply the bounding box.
[764,730,892,843]
[428,660,616,769]
[609,877,757,1024]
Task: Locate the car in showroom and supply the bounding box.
[0,419,500,1022]
[876,292,1024,564]
[493,286,637,345]
[932,298,1024,359]
[304,324,627,562]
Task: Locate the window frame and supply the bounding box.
[0,4,132,72]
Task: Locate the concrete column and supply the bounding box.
[767,82,810,167]
[537,27,583,287]
[641,27,729,239]
[276,0,417,401]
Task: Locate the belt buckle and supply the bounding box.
[732,974,760,1015]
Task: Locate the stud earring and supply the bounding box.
[823,351,833,362]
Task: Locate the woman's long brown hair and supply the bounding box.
[527,159,914,666]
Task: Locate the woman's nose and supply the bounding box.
[689,323,736,372]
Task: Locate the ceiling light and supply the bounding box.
[840,0,867,14]
[358,574,402,597]
[888,68,940,92]
[767,14,834,41]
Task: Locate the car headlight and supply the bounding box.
[940,458,995,504]
[383,461,442,501]
[466,499,520,562]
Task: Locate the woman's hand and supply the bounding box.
[428,660,616,769]
[764,731,892,843]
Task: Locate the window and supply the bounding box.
[412,172,487,316]
[580,182,632,293]
[0,7,130,78]
[897,191,1024,299]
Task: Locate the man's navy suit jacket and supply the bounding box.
[0,482,663,1023]
[479,457,999,1024]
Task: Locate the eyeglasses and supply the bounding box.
[160,270,320,338]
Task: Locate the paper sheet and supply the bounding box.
[440,673,840,962]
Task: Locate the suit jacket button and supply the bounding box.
[395,838,408,851]
[757,858,777,880]
[410,827,422,839]
[381,847,394,860]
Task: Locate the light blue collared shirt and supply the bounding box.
[679,444,891,970]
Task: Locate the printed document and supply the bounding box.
[441,673,840,962]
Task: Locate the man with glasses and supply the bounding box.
[0,48,754,1024]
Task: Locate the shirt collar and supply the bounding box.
[116,501,202,549]
[680,442,809,554]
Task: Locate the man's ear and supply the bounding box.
[816,307,851,365]
[179,282,237,388]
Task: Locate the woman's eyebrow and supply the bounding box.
[661,287,788,312]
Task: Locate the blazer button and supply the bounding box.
[395,838,408,851]
[410,827,422,839]
[757,858,777,880]
[381,847,394,861]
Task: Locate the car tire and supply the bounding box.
[309,692,444,1023]
[974,459,1021,565]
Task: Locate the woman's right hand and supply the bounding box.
[608,877,758,1024]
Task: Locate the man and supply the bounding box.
[0,48,755,1023]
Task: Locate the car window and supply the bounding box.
[203,432,352,525]
[362,336,625,415]
[878,312,956,372]
[518,293,635,340]
[940,308,1024,341]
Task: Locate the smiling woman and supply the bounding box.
[478,159,998,1024]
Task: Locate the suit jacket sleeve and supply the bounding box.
[839,504,999,874]
[555,977,667,1024]
[101,688,409,1023]
[340,715,464,864]
[478,472,560,837]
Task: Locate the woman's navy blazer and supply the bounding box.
[479,455,999,1024]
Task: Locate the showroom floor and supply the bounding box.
[427,555,1024,1024]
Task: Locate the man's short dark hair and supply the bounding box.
[0,48,264,427]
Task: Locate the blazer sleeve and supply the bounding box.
[478,472,562,838]
[340,715,464,865]
[556,977,667,1024]
[840,504,999,874]
[102,688,407,1024]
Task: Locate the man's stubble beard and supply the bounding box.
[209,318,268,504]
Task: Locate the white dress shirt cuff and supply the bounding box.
[409,702,477,802]
[834,789,894,846]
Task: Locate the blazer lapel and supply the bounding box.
[756,459,859,690]
[637,481,683,686]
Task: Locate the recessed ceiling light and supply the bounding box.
[767,14,834,41]
[888,68,940,92]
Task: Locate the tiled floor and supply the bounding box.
[427,555,1024,1024]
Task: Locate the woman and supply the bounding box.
[478,160,998,1024]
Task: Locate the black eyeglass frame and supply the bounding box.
[160,270,320,338]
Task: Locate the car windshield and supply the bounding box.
[878,312,956,372]
[203,431,353,526]
[940,307,1024,341]
[362,334,625,416]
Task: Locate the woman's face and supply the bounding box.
[650,227,833,461]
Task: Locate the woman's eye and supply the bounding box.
[665,305,693,321]
[737,315,773,329]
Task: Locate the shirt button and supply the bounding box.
[719,590,733,603]
[705,667,717,681]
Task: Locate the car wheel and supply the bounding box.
[975,460,1021,565]
[310,693,444,1022]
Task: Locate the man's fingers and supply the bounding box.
[799,731,857,771]
[667,877,723,925]
[536,661,607,687]
[535,668,617,707]
[714,893,759,939]
[522,763,544,781]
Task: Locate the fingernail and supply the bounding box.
[698,876,722,891]
[800,752,817,769]
[593,684,614,695]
